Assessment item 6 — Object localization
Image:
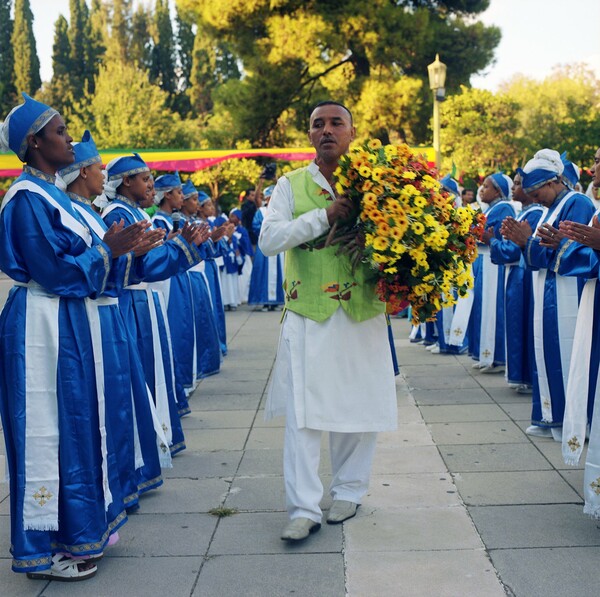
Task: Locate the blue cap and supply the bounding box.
[488,172,512,199]
[516,167,557,194]
[58,130,101,177]
[154,172,182,191]
[197,191,212,206]
[560,152,580,189]
[106,153,149,181]
[3,93,59,161]
[182,180,197,199]
[439,175,459,196]
[230,208,242,219]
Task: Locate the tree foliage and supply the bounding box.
[12,0,41,96]
[0,0,16,114]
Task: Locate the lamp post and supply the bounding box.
[427,54,447,172]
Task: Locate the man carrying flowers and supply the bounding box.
[259,101,398,542]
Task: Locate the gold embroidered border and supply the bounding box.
[123,491,139,506]
[67,191,91,206]
[115,194,140,209]
[60,155,101,176]
[553,239,574,273]
[23,164,56,184]
[48,510,127,555]
[173,235,195,266]
[108,166,149,181]
[169,441,186,454]
[12,555,52,569]
[96,244,111,293]
[124,252,133,287]
[138,475,163,493]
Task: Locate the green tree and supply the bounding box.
[176,6,195,92]
[37,16,74,116]
[68,59,196,149]
[85,0,108,94]
[106,0,132,62]
[130,4,152,71]
[439,86,523,178]
[150,0,176,95]
[503,65,600,171]
[0,0,16,114]
[12,0,41,96]
[68,0,87,100]
[177,0,499,146]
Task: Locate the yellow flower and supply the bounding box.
[413,196,427,208]
[391,241,406,254]
[401,171,417,180]
[368,139,383,150]
[373,252,389,263]
[359,165,372,178]
[373,236,389,251]
[411,222,425,235]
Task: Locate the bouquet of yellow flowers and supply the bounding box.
[326,140,483,323]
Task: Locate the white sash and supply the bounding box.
[562,280,596,464]
[3,180,92,247]
[84,299,114,512]
[23,284,60,531]
[478,246,499,366]
[72,202,106,239]
[448,264,474,346]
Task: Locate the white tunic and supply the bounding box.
[260,162,397,432]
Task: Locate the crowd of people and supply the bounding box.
[2,89,600,582]
[408,146,600,519]
[0,93,282,581]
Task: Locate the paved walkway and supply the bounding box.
[1,305,599,596]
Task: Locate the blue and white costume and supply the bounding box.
[519,150,595,430]
[0,96,125,573]
[248,199,285,307]
[470,174,516,368]
[490,204,544,386]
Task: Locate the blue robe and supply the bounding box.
[103,198,200,464]
[248,207,284,305]
[469,200,516,366]
[199,218,228,354]
[490,205,544,385]
[524,190,595,426]
[152,211,199,413]
[0,170,126,572]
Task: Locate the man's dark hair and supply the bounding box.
[461,188,474,196]
[311,101,353,124]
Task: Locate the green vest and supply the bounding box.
[284,167,385,323]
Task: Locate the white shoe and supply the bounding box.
[26,554,98,582]
[327,500,358,524]
[426,343,438,351]
[429,345,441,354]
[526,425,552,437]
[508,383,520,389]
[281,518,321,541]
[472,362,484,369]
[516,384,532,394]
[480,364,505,374]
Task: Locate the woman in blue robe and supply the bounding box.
[196,193,229,354]
[57,131,168,515]
[152,172,199,418]
[471,173,516,372]
[230,207,254,303]
[502,149,595,440]
[0,95,150,579]
[180,182,222,378]
[490,173,544,391]
[101,157,207,467]
[248,185,285,310]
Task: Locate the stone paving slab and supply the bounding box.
[438,443,553,473]
[496,401,532,420]
[162,451,242,479]
[191,393,263,411]
[43,556,204,597]
[427,420,527,445]
[411,388,495,405]
[453,470,582,506]
[489,547,600,597]
[346,550,506,597]
[208,511,343,555]
[419,404,511,423]
[193,554,345,597]
[370,446,447,475]
[106,513,216,557]
[181,428,248,452]
[469,504,600,549]
[530,438,588,470]
[406,375,481,391]
[181,410,256,430]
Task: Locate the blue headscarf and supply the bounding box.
[440,175,459,197]
[105,153,149,181]
[560,152,580,190]
[182,180,198,199]
[58,130,101,177]
[0,93,59,161]
[197,191,212,206]
[488,173,513,200]
[517,149,563,194]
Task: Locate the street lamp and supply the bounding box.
[427,54,447,172]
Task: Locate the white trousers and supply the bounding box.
[284,393,377,522]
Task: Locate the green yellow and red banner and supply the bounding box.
[0,146,434,177]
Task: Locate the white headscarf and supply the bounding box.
[523,148,564,176]
[95,156,124,204]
